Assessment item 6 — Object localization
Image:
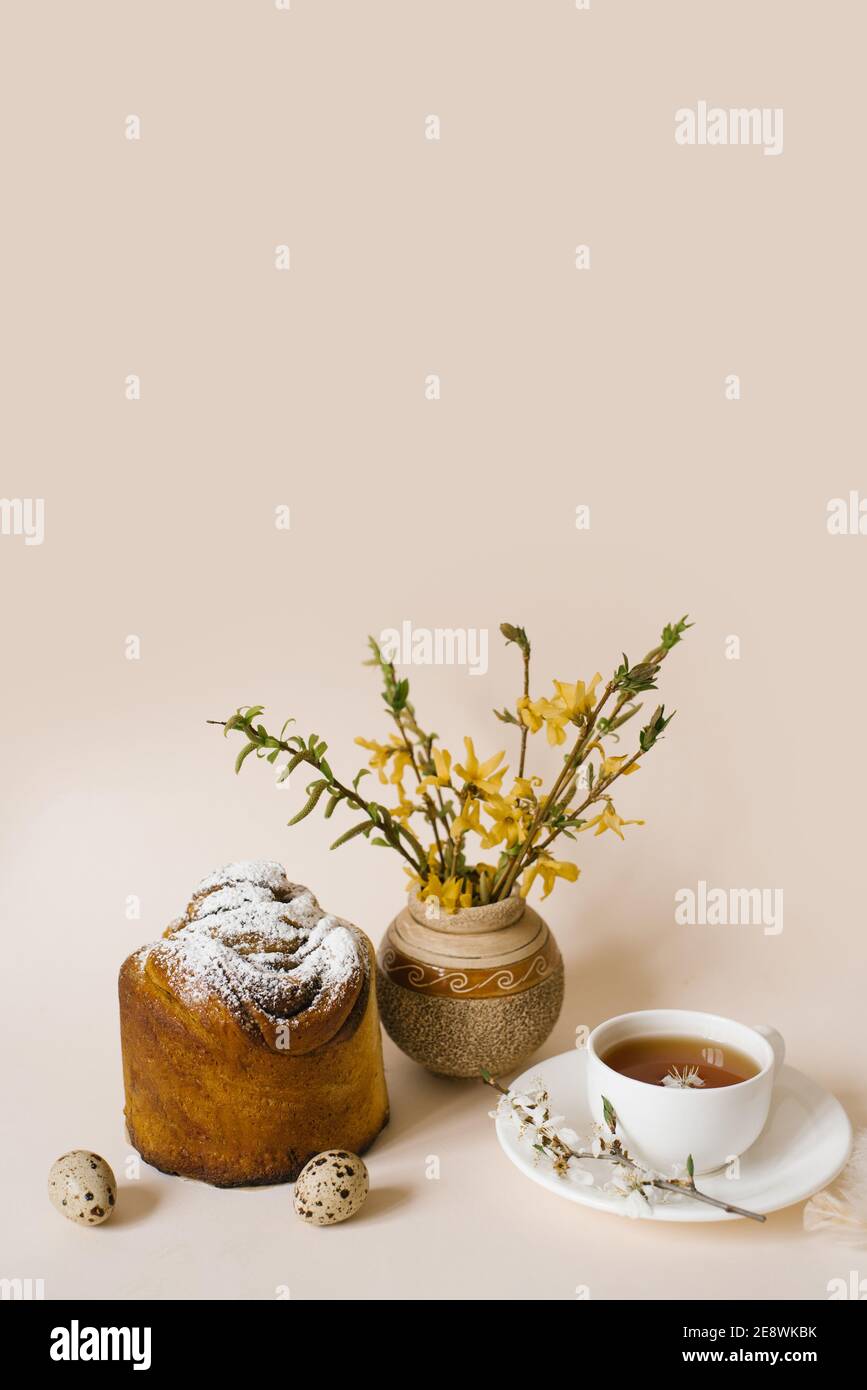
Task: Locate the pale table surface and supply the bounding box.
[5,966,862,1302]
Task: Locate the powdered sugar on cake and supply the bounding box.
[194,859,292,898]
[138,861,367,1045]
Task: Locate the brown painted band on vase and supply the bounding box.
[378,933,561,998]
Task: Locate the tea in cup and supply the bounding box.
[586,1009,785,1174]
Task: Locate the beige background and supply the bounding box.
[2,0,865,1299]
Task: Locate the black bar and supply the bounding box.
[6,1298,863,1373]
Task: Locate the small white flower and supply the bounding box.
[661,1065,705,1089]
[605,1167,633,1196]
[558,1126,582,1149]
[566,1161,595,1187]
[605,1164,655,1217]
[655,1161,691,1202]
[623,1188,648,1218]
[511,1079,548,1107]
[587,1122,613,1157]
[543,1114,567,1131]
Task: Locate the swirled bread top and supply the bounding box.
[133,862,368,1052]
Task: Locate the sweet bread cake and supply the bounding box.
[119,861,389,1186]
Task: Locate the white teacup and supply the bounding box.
[586,1009,785,1175]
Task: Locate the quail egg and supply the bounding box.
[48,1151,116,1226]
[293,1150,369,1226]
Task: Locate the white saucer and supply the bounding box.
[495,1049,852,1222]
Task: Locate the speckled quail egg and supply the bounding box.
[48,1151,116,1226]
[293,1150,369,1226]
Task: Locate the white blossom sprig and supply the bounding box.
[482,1069,766,1222]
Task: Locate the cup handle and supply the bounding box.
[753,1024,785,1073]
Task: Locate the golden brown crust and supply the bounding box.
[119,862,389,1185]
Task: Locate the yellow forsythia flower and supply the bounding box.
[553,674,602,722]
[517,696,544,733]
[529,674,604,746]
[480,795,527,850]
[451,796,483,841]
[511,775,542,801]
[598,751,640,779]
[534,698,570,746]
[390,786,418,824]
[355,736,391,782]
[520,856,580,900]
[414,872,473,914]
[419,747,452,790]
[581,803,645,839]
[453,737,507,796]
[355,734,412,785]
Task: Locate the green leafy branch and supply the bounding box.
[364,636,453,873]
[210,614,691,909]
[207,708,428,873]
[490,617,690,900]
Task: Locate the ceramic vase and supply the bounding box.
[376,893,564,1077]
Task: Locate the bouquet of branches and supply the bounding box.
[212,615,690,913]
